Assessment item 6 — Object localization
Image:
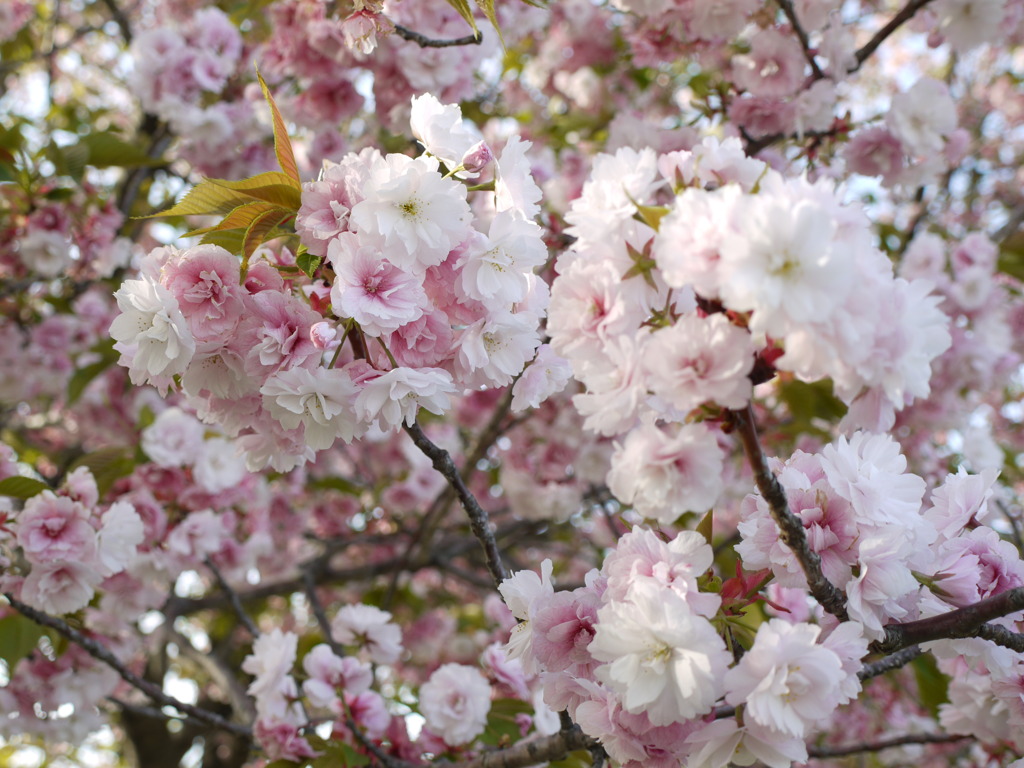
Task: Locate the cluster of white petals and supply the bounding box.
[546,135,951,526]
[111,97,554,470]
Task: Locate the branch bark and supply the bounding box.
[858,646,922,680]
[442,725,597,768]
[5,593,252,737]
[730,405,850,621]
[808,732,969,758]
[775,0,824,79]
[393,24,483,48]
[852,0,937,71]
[872,587,1024,654]
[404,421,508,588]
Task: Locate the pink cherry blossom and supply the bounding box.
[418,663,492,746]
[328,234,427,336]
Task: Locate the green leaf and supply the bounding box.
[0,614,45,668]
[67,339,118,405]
[200,229,247,253]
[243,208,294,266]
[475,0,504,48]
[911,653,949,718]
[67,358,116,406]
[49,142,89,182]
[183,201,281,238]
[998,230,1024,282]
[142,181,261,219]
[204,176,302,211]
[79,131,163,169]
[311,742,371,768]
[444,0,479,35]
[479,698,533,747]
[550,752,593,768]
[308,476,361,495]
[256,68,301,187]
[634,203,670,232]
[696,508,713,546]
[776,379,847,437]
[0,476,51,499]
[69,447,135,498]
[297,250,324,279]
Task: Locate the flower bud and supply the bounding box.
[461,141,493,175]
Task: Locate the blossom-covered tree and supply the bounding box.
[3,1,1024,767]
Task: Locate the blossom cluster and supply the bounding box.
[547,137,951,527]
[736,431,1024,756]
[0,468,143,615]
[500,527,869,767]
[740,432,1024,640]
[240,602,498,759]
[109,95,552,472]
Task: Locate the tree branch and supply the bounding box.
[404,421,508,588]
[730,405,850,621]
[442,725,597,768]
[5,593,251,737]
[852,0,937,71]
[303,569,347,657]
[858,646,922,680]
[205,557,260,639]
[872,587,1024,654]
[808,732,970,758]
[775,0,824,79]
[168,629,256,722]
[387,386,517,605]
[393,23,483,48]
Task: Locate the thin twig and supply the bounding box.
[99,0,134,44]
[167,523,536,616]
[441,725,598,768]
[872,587,1024,654]
[852,0,937,71]
[393,23,483,48]
[775,0,824,79]
[974,622,1024,652]
[168,629,257,721]
[387,386,517,605]
[345,713,417,768]
[730,405,849,621]
[5,593,251,737]
[809,732,970,758]
[205,557,260,638]
[302,569,346,657]
[858,646,922,680]
[107,696,207,728]
[404,421,508,588]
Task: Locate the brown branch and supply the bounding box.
[387,386,517,605]
[730,405,849,621]
[973,622,1024,652]
[205,557,260,638]
[404,421,508,588]
[5,593,251,737]
[393,23,483,48]
[809,732,970,758]
[858,646,922,680]
[98,0,134,44]
[775,0,824,79]
[872,587,1024,654]
[442,725,597,768]
[302,569,346,657]
[852,0,937,71]
[166,630,257,722]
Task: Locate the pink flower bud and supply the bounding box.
[310,321,339,350]
[461,141,493,175]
